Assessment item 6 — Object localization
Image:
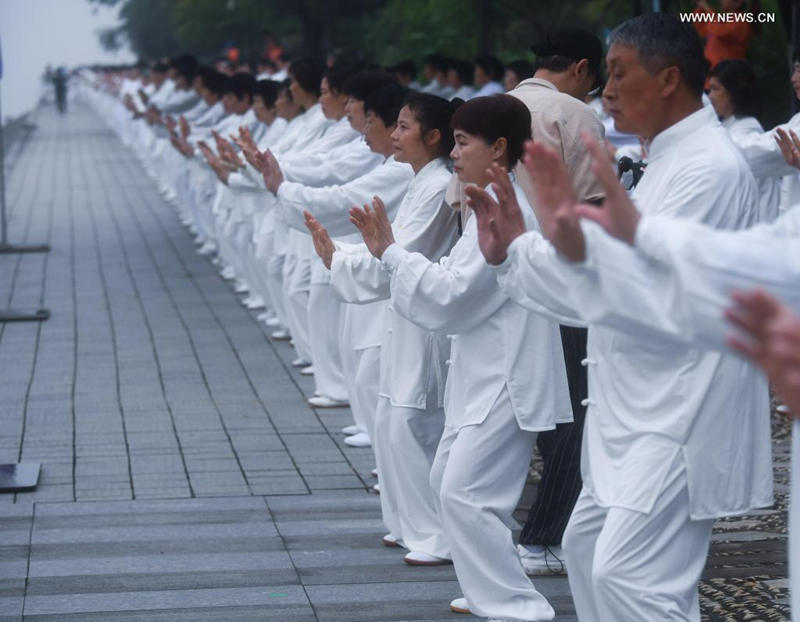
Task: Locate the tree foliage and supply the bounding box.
[89,0,792,124]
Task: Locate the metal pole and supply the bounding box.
[0,79,7,247]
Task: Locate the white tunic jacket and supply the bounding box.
[330,158,459,409]
[496,106,773,519]
[381,180,571,431]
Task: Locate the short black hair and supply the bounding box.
[325,63,360,94]
[474,55,504,81]
[451,95,532,167]
[253,79,280,108]
[506,60,535,83]
[709,59,760,118]
[223,72,256,101]
[364,84,408,127]
[391,59,416,80]
[609,13,708,97]
[289,58,326,97]
[424,54,449,74]
[202,70,226,96]
[450,59,473,85]
[152,62,169,74]
[532,28,603,78]
[343,71,398,101]
[403,91,462,158]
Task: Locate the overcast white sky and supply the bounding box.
[0,0,134,121]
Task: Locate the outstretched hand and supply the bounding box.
[775,128,800,170]
[573,134,641,246]
[349,196,395,259]
[520,142,586,262]
[726,289,800,417]
[465,163,526,265]
[304,211,336,269]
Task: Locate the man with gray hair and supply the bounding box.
[467,13,773,620]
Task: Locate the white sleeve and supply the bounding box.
[276,165,411,236]
[732,117,800,179]
[330,248,390,304]
[381,225,508,334]
[493,232,587,327]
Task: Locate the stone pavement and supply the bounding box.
[0,102,787,621]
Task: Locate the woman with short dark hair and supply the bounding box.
[709,59,780,222]
[343,94,571,620]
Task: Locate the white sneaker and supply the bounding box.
[777,403,793,414]
[372,483,380,494]
[449,597,470,614]
[292,358,312,368]
[198,241,217,255]
[220,266,236,280]
[382,533,403,548]
[271,330,291,341]
[517,543,566,575]
[234,282,248,294]
[344,431,371,447]
[370,467,378,478]
[245,297,265,310]
[341,424,363,435]
[308,395,349,408]
[403,551,452,566]
[257,311,270,321]
[265,316,281,327]
[300,365,315,376]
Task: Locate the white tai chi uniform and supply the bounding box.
[275,118,369,392]
[732,110,800,213]
[722,115,780,222]
[330,158,458,555]
[494,106,774,621]
[278,156,413,436]
[380,179,571,621]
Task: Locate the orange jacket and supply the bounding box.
[693,7,752,68]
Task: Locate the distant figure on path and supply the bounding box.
[52,67,68,114]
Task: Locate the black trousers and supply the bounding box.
[519,325,588,546]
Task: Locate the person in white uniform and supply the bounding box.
[466,14,773,621]
[507,123,800,619]
[259,70,390,407]
[470,55,505,98]
[307,91,460,564]
[350,94,571,622]
[263,84,413,447]
[707,59,780,222]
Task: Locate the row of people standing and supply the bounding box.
[80,12,797,620]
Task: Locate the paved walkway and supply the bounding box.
[0,102,788,621]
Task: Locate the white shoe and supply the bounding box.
[344,431,371,447]
[220,266,236,280]
[300,365,315,376]
[341,424,363,435]
[517,543,566,575]
[370,468,378,478]
[403,551,452,566]
[271,330,291,341]
[372,483,380,494]
[234,282,248,294]
[257,311,270,321]
[245,297,265,310]
[308,395,349,408]
[382,533,403,548]
[265,316,281,327]
[449,597,470,614]
[292,358,312,368]
[777,403,793,414]
[198,241,216,255]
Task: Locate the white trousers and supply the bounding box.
[563,458,713,622]
[307,283,348,400]
[431,388,554,621]
[374,396,448,557]
[281,252,312,362]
